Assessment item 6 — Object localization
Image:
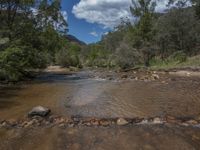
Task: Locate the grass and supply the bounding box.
[150,55,200,70]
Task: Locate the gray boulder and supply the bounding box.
[28,106,51,117]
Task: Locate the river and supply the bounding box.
[0,69,200,150]
[0,70,200,119]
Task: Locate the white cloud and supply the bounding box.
[61,11,68,22]
[72,0,169,29]
[72,0,132,29]
[90,31,98,37]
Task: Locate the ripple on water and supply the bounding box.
[66,79,200,118]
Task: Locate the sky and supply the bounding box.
[61,0,169,44]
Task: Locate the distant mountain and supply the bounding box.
[65,34,86,45]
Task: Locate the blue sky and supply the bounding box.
[61,0,109,44]
[61,0,169,44]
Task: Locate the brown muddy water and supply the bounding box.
[1,70,200,119]
[0,70,200,150]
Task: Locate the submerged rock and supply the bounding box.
[28,106,51,117]
[117,118,129,126]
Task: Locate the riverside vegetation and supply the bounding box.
[81,0,200,69]
[0,0,200,82]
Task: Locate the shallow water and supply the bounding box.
[0,71,200,120]
[1,125,200,150]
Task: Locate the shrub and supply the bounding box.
[115,42,142,69]
[0,46,48,81]
[55,48,80,68]
[168,51,187,63]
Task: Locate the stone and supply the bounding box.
[139,119,149,124]
[181,123,189,127]
[152,74,160,80]
[68,123,75,127]
[28,106,51,117]
[117,118,129,126]
[186,120,198,125]
[23,121,34,128]
[121,74,128,79]
[152,117,163,124]
[166,116,177,124]
[55,118,65,125]
[8,119,18,127]
[83,122,92,126]
[100,120,110,126]
[59,123,66,128]
[0,121,8,128]
[91,120,99,126]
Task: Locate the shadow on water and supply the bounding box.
[0,87,21,98]
[0,101,20,109]
[0,86,22,109]
[35,72,91,83]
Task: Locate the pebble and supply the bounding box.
[152,117,163,124]
[139,119,149,124]
[91,120,99,126]
[59,123,66,128]
[152,74,160,80]
[1,115,200,128]
[186,120,198,125]
[117,118,129,126]
[100,120,110,126]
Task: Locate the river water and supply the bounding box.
[1,70,200,150]
[0,70,200,120]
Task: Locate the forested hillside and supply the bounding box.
[81,0,200,69]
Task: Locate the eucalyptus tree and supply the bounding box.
[130,0,157,66]
[168,0,200,19]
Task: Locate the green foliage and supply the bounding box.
[150,51,187,69]
[82,1,200,69]
[154,7,200,57]
[0,0,68,81]
[169,51,187,63]
[0,46,47,81]
[56,43,81,68]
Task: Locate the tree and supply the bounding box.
[130,0,157,66]
[0,0,69,81]
[168,0,200,19]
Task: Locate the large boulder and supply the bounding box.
[28,106,51,117]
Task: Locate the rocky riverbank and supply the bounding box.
[88,67,200,82]
[1,113,200,129]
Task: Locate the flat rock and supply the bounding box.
[28,106,51,117]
